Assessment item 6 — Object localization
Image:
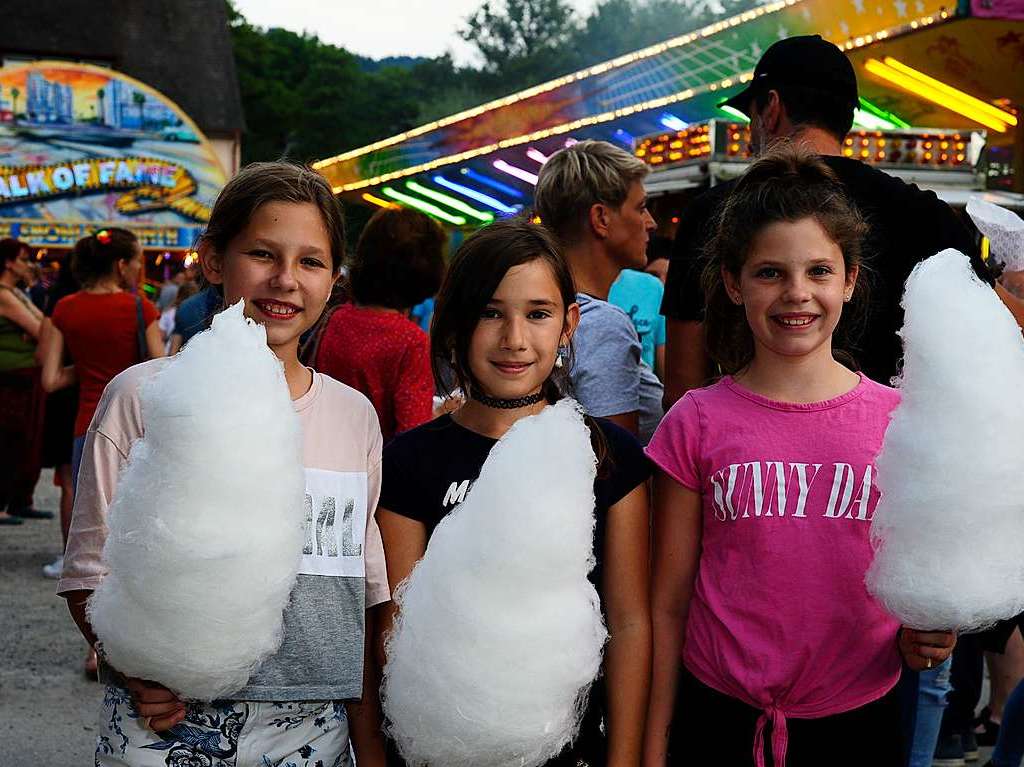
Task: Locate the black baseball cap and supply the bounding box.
[720,35,859,116]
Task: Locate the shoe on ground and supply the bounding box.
[0,514,24,525]
[10,507,54,520]
[974,706,1001,747]
[933,733,967,767]
[962,730,980,762]
[42,556,63,579]
[11,507,55,519]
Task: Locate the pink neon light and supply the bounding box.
[493,159,538,185]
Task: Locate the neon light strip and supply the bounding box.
[328,11,954,193]
[717,105,750,123]
[432,176,519,214]
[460,168,525,198]
[526,148,550,165]
[858,97,911,129]
[864,59,1011,132]
[880,57,1017,127]
[381,187,467,225]
[853,109,898,131]
[613,128,635,145]
[362,192,396,208]
[405,181,494,223]
[660,113,688,130]
[493,160,539,185]
[313,0,801,169]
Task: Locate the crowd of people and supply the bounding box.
[1,33,1023,767]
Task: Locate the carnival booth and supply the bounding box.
[315,0,1024,235]
[0,61,228,294]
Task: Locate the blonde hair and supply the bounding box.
[534,139,649,245]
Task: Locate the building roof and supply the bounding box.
[0,0,244,136]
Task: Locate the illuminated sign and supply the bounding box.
[635,121,982,171]
[0,61,226,247]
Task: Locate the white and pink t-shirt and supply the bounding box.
[645,374,902,766]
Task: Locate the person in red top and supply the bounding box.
[314,208,445,441]
[39,227,163,675]
[40,228,164,501]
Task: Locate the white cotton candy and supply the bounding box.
[88,300,306,700]
[382,398,607,767]
[967,198,1024,272]
[866,249,1024,631]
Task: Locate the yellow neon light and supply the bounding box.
[864,59,1010,132]
[879,57,1017,127]
[313,0,800,170]
[325,10,955,192]
[361,193,397,208]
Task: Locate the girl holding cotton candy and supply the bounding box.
[642,149,955,767]
[57,162,390,767]
[377,218,652,767]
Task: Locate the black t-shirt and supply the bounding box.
[381,411,650,586]
[661,156,993,383]
[380,409,651,766]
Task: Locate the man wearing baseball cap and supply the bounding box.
[662,34,1021,404]
[659,34,1024,767]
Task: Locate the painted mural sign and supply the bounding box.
[0,61,226,247]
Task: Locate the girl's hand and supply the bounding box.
[898,627,956,671]
[123,677,186,731]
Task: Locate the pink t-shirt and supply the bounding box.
[645,374,902,766]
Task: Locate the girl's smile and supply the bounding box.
[252,298,303,321]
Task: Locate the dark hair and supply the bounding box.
[349,207,445,309]
[45,257,80,316]
[0,237,29,266]
[172,280,198,309]
[702,147,870,375]
[71,228,138,286]
[199,161,346,272]
[431,217,575,403]
[754,84,856,141]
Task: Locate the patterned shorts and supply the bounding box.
[95,685,352,767]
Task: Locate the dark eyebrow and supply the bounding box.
[248,238,327,256]
[487,298,558,307]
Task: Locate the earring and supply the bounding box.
[449,349,456,365]
[844,293,852,303]
[555,353,564,369]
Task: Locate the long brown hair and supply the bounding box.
[702,147,870,375]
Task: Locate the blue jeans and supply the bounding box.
[71,434,86,496]
[991,677,1024,767]
[908,658,953,767]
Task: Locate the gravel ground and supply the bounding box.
[1,470,98,766]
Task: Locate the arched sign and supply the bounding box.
[0,61,227,248]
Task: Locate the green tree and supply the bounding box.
[459,0,578,93]
[10,86,19,118]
